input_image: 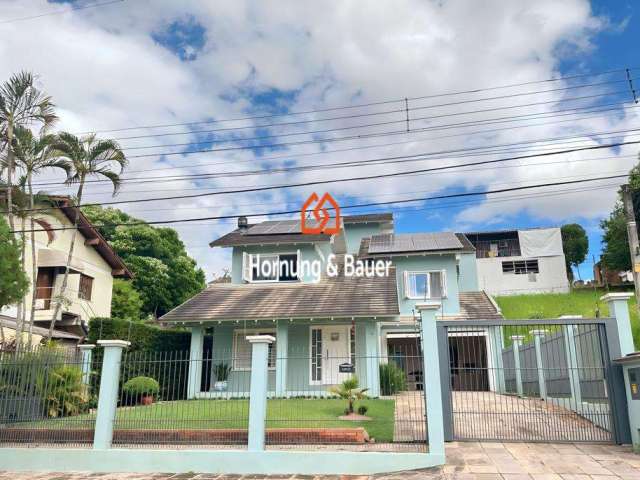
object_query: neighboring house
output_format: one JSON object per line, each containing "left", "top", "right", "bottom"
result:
{"left": 464, "top": 227, "right": 570, "bottom": 296}
{"left": 0, "top": 314, "right": 81, "bottom": 350}
{"left": 159, "top": 213, "right": 502, "bottom": 398}
{"left": 593, "top": 261, "right": 633, "bottom": 287}
{"left": 1, "top": 195, "right": 132, "bottom": 339}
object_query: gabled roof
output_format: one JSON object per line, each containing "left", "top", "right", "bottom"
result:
{"left": 160, "top": 258, "right": 399, "bottom": 322}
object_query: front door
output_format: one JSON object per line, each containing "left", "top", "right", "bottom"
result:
{"left": 310, "top": 325, "right": 351, "bottom": 385}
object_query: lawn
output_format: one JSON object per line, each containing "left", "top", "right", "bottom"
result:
{"left": 20, "top": 398, "right": 396, "bottom": 443}
{"left": 495, "top": 288, "right": 639, "bottom": 348}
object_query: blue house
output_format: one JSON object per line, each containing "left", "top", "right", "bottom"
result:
{"left": 159, "top": 213, "right": 501, "bottom": 398}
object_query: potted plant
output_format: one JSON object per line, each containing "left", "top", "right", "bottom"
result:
{"left": 213, "top": 363, "right": 231, "bottom": 392}
{"left": 123, "top": 376, "right": 160, "bottom": 405}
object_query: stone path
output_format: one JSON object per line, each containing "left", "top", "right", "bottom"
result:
{"left": 1, "top": 442, "right": 638, "bottom": 479}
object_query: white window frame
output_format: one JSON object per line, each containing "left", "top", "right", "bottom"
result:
{"left": 501, "top": 259, "right": 539, "bottom": 275}
{"left": 231, "top": 328, "right": 277, "bottom": 371}
{"left": 403, "top": 270, "right": 448, "bottom": 300}
{"left": 241, "top": 251, "right": 300, "bottom": 283}
{"left": 308, "top": 325, "right": 353, "bottom": 386}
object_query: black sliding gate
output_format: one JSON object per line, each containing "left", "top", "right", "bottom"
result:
{"left": 437, "top": 318, "right": 629, "bottom": 443}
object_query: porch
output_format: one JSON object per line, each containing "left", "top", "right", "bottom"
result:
{"left": 185, "top": 319, "right": 382, "bottom": 399}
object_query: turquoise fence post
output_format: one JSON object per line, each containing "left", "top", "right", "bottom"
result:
{"left": 247, "top": 335, "right": 275, "bottom": 452}
{"left": 511, "top": 335, "right": 525, "bottom": 397}
{"left": 416, "top": 303, "right": 445, "bottom": 458}
{"left": 530, "top": 330, "right": 548, "bottom": 400}
{"left": 364, "top": 321, "right": 380, "bottom": 397}
{"left": 78, "top": 344, "right": 95, "bottom": 387}
{"left": 187, "top": 325, "right": 204, "bottom": 399}
{"left": 93, "top": 340, "right": 130, "bottom": 450}
{"left": 563, "top": 324, "right": 583, "bottom": 411}
{"left": 602, "top": 292, "right": 635, "bottom": 355}
{"left": 489, "top": 326, "right": 506, "bottom": 393}
{"left": 275, "top": 321, "right": 288, "bottom": 397}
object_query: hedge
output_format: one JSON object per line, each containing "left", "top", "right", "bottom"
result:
{"left": 87, "top": 318, "right": 191, "bottom": 352}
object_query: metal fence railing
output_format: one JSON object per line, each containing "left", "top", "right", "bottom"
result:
{"left": 0, "top": 345, "right": 102, "bottom": 447}
{"left": 442, "top": 320, "right": 613, "bottom": 443}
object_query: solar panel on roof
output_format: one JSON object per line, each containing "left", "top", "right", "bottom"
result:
{"left": 368, "top": 232, "right": 463, "bottom": 253}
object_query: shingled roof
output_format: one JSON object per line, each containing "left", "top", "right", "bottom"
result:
{"left": 458, "top": 292, "right": 503, "bottom": 320}
{"left": 160, "top": 263, "right": 399, "bottom": 322}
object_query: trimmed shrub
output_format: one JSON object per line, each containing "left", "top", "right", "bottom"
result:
{"left": 357, "top": 405, "right": 368, "bottom": 415}
{"left": 88, "top": 318, "right": 191, "bottom": 352}
{"left": 379, "top": 362, "right": 407, "bottom": 395}
{"left": 123, "top": 376, "right": 160, "bottom": 397}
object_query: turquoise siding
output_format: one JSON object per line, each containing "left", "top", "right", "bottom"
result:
{"left": 231, "top": 244, "right": 326, "bottom": 284}
{"left": 344, "top": 224, "right": 385, "bottom": 254}
{"left": 200, "top": 319, "right": 377, "bottom": 394}
{"left": 457, "top": 252, "right": 479, "bottom": 292}
{"left": 393, "top": 255, "right": 460, "bottom": 316}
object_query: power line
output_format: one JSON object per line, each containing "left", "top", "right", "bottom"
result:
{"left": 0, "top": 0, "right": 125, "bottom": 25}
{"left": 8, "top": 174, "right": 629, "bottom": 234}
{"left": 80, "top": 66, "right": 639, "bottom": 134}
{"left": 9, "top": 138, "right": 640, "bottom": 215}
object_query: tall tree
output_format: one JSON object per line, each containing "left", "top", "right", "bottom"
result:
{"left": 561, "top": 223, "right": 588, "bottom": 281}
{"left": 8, "top": 127, "right": 69, "bottom": 344}
{"left": 0, "top": 72, "right": 57, "bottom": 233}
{"left": 601, "top": 203, "right": 631, "bottom": 272}
{"left": 48, "top": 132, "right": 127, "bottom": 338}
{"left": 0, "top": 215, "right": 29, "bottom": 345}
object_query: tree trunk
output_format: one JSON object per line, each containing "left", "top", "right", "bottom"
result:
{"left": 27, "top": 174, "right": 37, "bottom": 348}
{"left": 1, "top": 122, "right": 15, "bottom": 347}
{"left": 15, "top": 216, "right": 26, "bottom": 351}
{"left": 48, "top": 177, "right": 85, "bottom": 340}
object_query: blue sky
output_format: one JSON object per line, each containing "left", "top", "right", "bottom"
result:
{"left": 4, "top": 1, "right": 640, "bottom": 279}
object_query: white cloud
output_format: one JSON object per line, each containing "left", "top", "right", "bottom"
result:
{"left": 1, "top": 0, "right": 635, "bottom": 279}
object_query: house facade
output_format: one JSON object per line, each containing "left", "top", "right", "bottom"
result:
{"left": 160, "top": 213, "right": 503, "bottom": 398}
{"left": 464, "top": 227, "right": 570, "bottom": 296}
{"left": 1, "top": 196, "right": 132, "bottom": 339}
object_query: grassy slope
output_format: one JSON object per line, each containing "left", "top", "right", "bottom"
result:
{"left": 24, "top": 398, "right": 396, "bottom": 442}
{"left": 495, "top": 288, "right": 639, "bottom": 348}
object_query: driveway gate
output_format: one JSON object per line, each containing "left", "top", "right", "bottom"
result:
{"left": 437, "top": 318, "right": 628, "bottom": 443}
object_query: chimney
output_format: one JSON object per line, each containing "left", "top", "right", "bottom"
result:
{"left": 238, "top": 216, "right": 248, "bottom": 233}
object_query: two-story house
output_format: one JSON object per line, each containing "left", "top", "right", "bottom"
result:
{"left": 1, "top": 195, "right": 132, "bottom": 340}
{"left": 160, "top": 213, "right": 503, "bottom": 398}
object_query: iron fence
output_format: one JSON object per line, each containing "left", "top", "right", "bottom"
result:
{"left": 0, "top": 345, "right": 102, "bottom": 447}
{"left": 441, "top": 320, "right": 614, "bottom": 443}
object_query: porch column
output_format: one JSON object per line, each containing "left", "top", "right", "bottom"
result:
{"left": 602, "top": 292, "right": 635, "bottom": 356}
{"left": 563, "top": 324, "right": 583, "bottom": 411}
{"left": 511, "top": 335, "right": 525, "bottom": 397}
{"left": 364, "top": 321, "right": 380, "bottom": 397}
{"left": 247, "top": 335, "right": 275, "bottom": 452}
{"left": 187, "top": 325, "right": 204, "bottom": 399}
{"left": 488, "top": 326, "right": 505, "bottom": 393}
{"left": 275, "top": 321, "right": 288, "bottom": 397}
{"left": 416, "top": 303, "right": 445, "bottom": 458}
{"left": 530, "top": 330, "right": 548, "bottom": 400}
{"left": 78, "top": 344, "right": 95, "bottom": 387}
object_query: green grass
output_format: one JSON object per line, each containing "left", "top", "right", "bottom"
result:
{"left": 22, "top": 398, "right": 396, "bottom": 442}
{"left": 495, "top": 288, "right": 640, "bottom": 347}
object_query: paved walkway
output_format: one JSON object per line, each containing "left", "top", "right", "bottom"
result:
{"left": 1, "top": 442, "right": 638, "bottom": 479}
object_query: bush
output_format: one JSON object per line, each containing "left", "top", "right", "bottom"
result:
{"left": 213, "top": 363, "right": 230, "bottom": 381}
{"left": 379, "top": 362, "right": 407, "bottom": 395}
{"left": 357, "top": 405, "right": 368, "bottom": 415}
{"left": 123, "top": 376, "right": 160, "bottom": 397}
{"left": 36, "top": 365, "right": 89, "bottom": 418}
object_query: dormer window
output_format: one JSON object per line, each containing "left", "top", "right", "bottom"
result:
{"left": 242, "top": 252, "right": 299, "bottom": 283}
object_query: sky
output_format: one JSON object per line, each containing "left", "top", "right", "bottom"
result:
{"left": 1, "top": 0, "right": 639, "bottom": 281}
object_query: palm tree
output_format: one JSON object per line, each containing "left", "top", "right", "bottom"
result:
{"left": 48, "top": 132, "right": 127, "bottom": 338}
{"left": 8, "top": 127, "right": 69, "bottom": 346}
{"left": 0, "top": 72, "right": 57, "bottom": 232}
{"left": 328, "top": 376, "right": 368, "bottom": 415}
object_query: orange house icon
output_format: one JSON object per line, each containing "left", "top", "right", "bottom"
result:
{"left": 301, "top": 192, "right": 341, "bottom": 235}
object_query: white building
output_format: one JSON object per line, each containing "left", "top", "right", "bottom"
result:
{"left": 464, "top": 227, "right": 570, "bottom": 296}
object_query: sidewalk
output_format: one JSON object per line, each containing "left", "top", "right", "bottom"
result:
{"left": 0, "top": 442, "right": 638, "bottom": 479}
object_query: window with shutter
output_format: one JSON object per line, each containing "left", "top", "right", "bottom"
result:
{"left": 78, "top": 274, "right": 93, "bottom": 301}
{"left": 232, "top": 330, "right": 276, "bottom": 370}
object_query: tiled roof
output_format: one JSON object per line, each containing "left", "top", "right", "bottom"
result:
{"left": 0, "top": 315, "right": 81, "bottom": 340}
{"left": 343, "top": 213, "right": 393, "bottom": 224}
{"left": 458, "top": 292, "right": 503, "bottom": 320}
{"left": 210, "top": 228, "right": 330, "bottom": 247}
{"left": 160, "top": 262, "right": 399, "bottom": 322}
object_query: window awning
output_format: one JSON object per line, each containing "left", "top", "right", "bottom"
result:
{"left": 37, "top": 249, "right": 84, "bottom": 273}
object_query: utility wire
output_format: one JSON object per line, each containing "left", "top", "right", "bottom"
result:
{"left": 7, "top": 174, "right": 630, "bottom": 234}
{"left": 80, "top": 66, "right": 639, "bottom": 134}
{"left": 0, "top": 0, "right": 125, "bottom": 25}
